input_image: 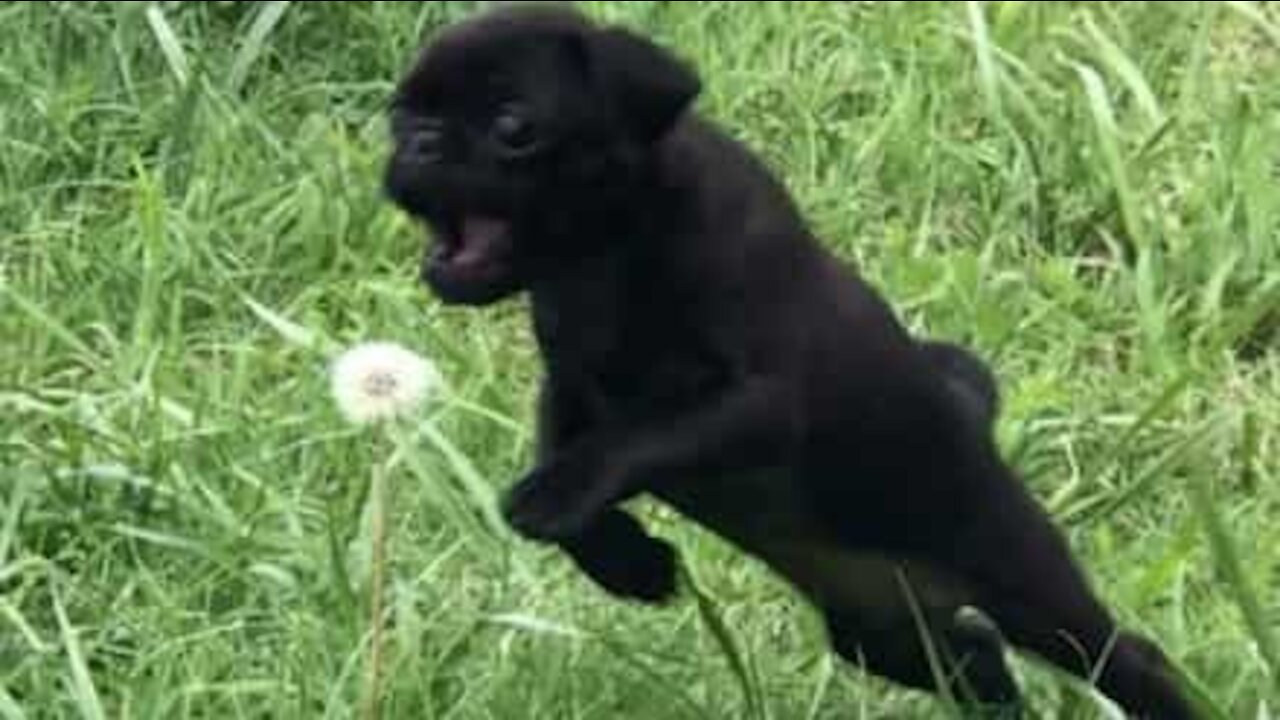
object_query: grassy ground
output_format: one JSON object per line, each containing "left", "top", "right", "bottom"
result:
{"left": 2, "top": 2, "right": 1278, "bottom": 718}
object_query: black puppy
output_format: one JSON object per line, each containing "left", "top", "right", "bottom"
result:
{"left": 383, "top": 5, "right": 1196, "bottom": 718}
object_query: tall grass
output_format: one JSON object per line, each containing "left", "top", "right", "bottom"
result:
{"left": 2, "top": 2, "right": 1277, "bottom": 717}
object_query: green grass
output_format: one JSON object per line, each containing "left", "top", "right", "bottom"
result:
{"left": 2, "top": 1, "right": 1278, "bottom": 717}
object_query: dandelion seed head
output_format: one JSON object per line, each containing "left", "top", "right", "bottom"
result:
{"left": 330, "top": 341, "right": 440, "bottom": 425}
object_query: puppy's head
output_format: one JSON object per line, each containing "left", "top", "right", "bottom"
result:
{"left": 384, "top": 4, "right": 700, "bottom": 306}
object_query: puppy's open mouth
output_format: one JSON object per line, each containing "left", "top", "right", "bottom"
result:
{"left": 422, "top": 216, "right": 520, "bottom": 304}
{"left": 431, "top": 217, "right": 510, "bottom": 269}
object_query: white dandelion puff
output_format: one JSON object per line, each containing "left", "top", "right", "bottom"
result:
{"left": 330, "top": 341, "right": 441, "bottom": 425}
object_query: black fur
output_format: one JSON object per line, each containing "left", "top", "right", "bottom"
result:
{"left": 383, "top": 6, "right": 1197, "bottom": 718}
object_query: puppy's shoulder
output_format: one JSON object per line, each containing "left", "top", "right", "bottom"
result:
{"left": 665, "top": 116, "right": 773, "bottom": 186}
{"left": 662, "top": 115, "right": 815, "bottom": 254}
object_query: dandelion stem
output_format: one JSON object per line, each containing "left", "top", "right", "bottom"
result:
{"left": 363, "top": 454, "right": 390, "bottom": 720}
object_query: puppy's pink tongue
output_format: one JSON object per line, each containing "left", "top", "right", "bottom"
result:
{"left": 454, "top": 217, "right": 509, "bottom": 266}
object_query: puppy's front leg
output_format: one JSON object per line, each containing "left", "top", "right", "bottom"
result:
{"left": 559, "top": 509, "right": 679, "bottom": 602}
{"left": 537, "top": 379, "right": 679, "bottom": 603}
{"left": 505, "top": 377, "right": 796, "bottom": 540}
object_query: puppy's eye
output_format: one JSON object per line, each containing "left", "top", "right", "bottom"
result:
{"left": 490, "top": 103, "right": 541, "bottom": 157}
{"left": 402, "top": 117, "right": 445, "bottom": 163}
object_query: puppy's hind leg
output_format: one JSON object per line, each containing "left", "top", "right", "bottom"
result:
{"left": 963, "top": 491, "right": 1197, "bottom": 718}
{"left": 824, "top": 601, "right": 1023, "bottom": 717}
{"left": 985, "top": 586, "right": 1195, "bottom": 719}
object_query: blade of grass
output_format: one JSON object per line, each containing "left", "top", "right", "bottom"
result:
{"left": 0, "top": 685, "right": 27, "bottom": 720}
{"left": 1081, "top": 14, "right": 1164, "bottom": 128}
{"left": 993, "top": 0, "right": 1028, "bottom": 35}
{"left": 1073, "top": 62, "right": 1146, "bottom": 251}
{"left": 0, "top": 279, "right": 101, "bottom": 367}
{"left": 0, "top": 468, "right": 31, "bottom": 568}
{"left": 129, "top": 161, "right": 167, "bottom": 372}
{"left": 51, "top": 585, "right": 106, "bottom": 720}
{"left": 415, "top": 423, "right": 507, "bottom": 541}
{"left": 486, "top": 613, "right": 711, "bottom": 719}
{"left": 144, "top": 4, "right": 190, "bottom": 87}
{"left": 1224, "top": 1, "right": 1280, "bottom": 48}
{"left": 1050, "top": 372, "right": 1194, "bottom": 516}
{"left": 1132, "top": 239, "right": 1169, "bottom": 370}
{"left": 108, "top": 523, "right": 210, "bottom": 558}
{"left": 680, "top": 559, "right": 769, "bottom": 720}
{"left": 1162, "top": 661, "right": 1235, "bottom": 720}
{"left": 1, "top": 598, "right": 51, "bottom": 654}
{"left": 442, "top": 397, "right": 528, "bottom": 438}
{"left": 1133, "top": 114, "right": 1176, "bottom": 163}
{"left": 1198, "top": 252, "right": 1242, "bottom": 330}
{"left": 229, "top": 1, "right": 292, "bottom": 93}
{"left": 392, "top": 429, "right": 503, "bottom": 559}
{"left": 109, "top": 13, "right": 140, "bottom": 105}
{"left": 1238, "top": 408, "right": 1258, "bottom": 492}
{"left": 1214, "top": 280, "right": 1280, "bottom": 358}
{"left": 965, "top": 1, "right": 1004, "bottom": 123}
{"left": 1186, "top": 436, "right": 1280, "bottom": 692}
{"left": 897, "top": 569, "right": 961, "bottom": 716}
{"left": 242, "top": 295, "right": 333, "bottom": 354}
{"left": 159, "top": 63, "right": 205, "bottom": 192}
{"left": 323, "top": 495, "right": 360, "bottom": 625}
{"left": 803, "top": 654, "right": 835, "bottom": 720}
{"left": 593, "top": 634, "right": 716, "bottom": 720}
{"left": 486, "top": 613, "right": 587, "bottom": 640}
{"left": 1065, "top": 416, "right": 1218, "bottom": 528}
{"left": 1073, "top": 59, "right": 1167, "bottom": 366}
{"left": 1099, "top": 371, "right": 1195, "bottom": 472}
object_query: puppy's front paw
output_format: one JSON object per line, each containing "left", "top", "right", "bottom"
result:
{"left": 502, "top": 454, "right": 614, "bottom": 541}
{"left": 502, "top": 474, "right": 565, "bottom": 540}
{"left": 590, "top": 537, "right": 678, "bottom": 603}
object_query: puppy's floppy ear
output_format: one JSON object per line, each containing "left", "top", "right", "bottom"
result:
{"left": 581, "top": 26, "right": 701, "bottom": 141}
